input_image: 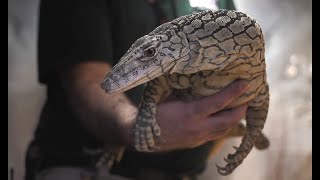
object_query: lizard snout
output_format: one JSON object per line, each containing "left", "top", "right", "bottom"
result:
{"left": 100, "top": 72, "right": 116, "bottom": 93}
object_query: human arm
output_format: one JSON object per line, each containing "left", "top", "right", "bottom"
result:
{"left": 59, "top": 61, "right": 137, "bottom": 146}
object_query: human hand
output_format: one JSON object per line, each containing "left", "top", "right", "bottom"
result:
{"left": 151, "top": 80, "right": 250, "bottom": 152}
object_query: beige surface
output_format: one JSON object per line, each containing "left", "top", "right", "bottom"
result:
{"left": 8, "top": 0, "right": 311, "bottom": 180}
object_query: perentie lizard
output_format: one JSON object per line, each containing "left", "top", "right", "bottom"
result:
{"left": 101, "top": 9, "right": 270, "bottom": 175}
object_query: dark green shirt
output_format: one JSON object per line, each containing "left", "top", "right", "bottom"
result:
{"left": 27, "top": 0, "right": 235, "bottom": 179}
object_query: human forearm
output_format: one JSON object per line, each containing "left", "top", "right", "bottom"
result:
{"left": 60, "top": 61, "right": 137, "bottom": 146}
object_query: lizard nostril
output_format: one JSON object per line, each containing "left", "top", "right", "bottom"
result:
{"left": 100, "top": 80, "right": 109, "bottom": 91}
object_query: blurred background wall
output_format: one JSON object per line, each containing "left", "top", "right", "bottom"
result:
{"left": 8, "top": 0, "right": 311, "bottom": 180}
{"left": 8, "top": 0, "right": 44, "bottom": 180}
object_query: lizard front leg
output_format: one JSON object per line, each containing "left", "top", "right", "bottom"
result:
{"left": 217, "top": 84, "right": 270, "bottom": 175}
{"left": 134, "top": 76, "right": 172, "bottom": 152}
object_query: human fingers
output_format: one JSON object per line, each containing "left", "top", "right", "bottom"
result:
{"left": 206, "top": 128, "right": 232, "bottom": 141}
{"left": 190, "top": 80, "right": 250, "bottom": 118}
{"left": 202, "top": 104, "right": 248, "bottom": 135}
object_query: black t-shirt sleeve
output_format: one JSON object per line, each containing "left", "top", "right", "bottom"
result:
{"left": 37, "top": 0, "right": 114, "bottom": 84}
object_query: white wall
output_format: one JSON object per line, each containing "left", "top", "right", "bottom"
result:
{"left": 8, "top": 0, "right": 45, "bottom": 180}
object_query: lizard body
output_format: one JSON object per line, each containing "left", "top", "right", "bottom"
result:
{"left": 101, "top": 9, "right": 269, "bottom": 175}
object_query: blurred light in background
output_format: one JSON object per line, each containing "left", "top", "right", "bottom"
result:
{"left": 189, "top": 0, "right": 218, "bottom": 10}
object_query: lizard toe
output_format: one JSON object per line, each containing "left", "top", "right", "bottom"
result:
{"left": 151, "top": 121, "right": 161, "bottom": 137}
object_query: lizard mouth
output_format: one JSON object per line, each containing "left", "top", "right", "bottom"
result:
{"left": 101, "top": 71, "right": 161, "bottom": 94}
{"left": 101, "top": 61, "right": 174, "bottom": 94}
{"left": 101, "top": 74, "right": 149, "bottom": 94}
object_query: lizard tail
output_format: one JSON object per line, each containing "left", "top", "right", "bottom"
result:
{"left": 216, "top": 99, "right": 269, "bottom": 175}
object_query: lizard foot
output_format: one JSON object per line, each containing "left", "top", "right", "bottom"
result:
{"left": 229, "top": 123, "right": 269, "bottom": 150}
{"left": 215, "top": 150, "right": 246, "bottom": 175}
{"left": 216, "top": 134, "right": 256, "bottom": 175}
{"left": 134, "top": 117, "right": 162, "bottom": 152}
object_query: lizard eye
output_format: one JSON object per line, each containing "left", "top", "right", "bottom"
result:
{"left": 144, "top": 48, "right": 156, "bottom": 57}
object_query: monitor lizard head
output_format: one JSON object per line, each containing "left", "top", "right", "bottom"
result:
{"left": 101, "top": 26, "right": 190, "bottom": 93}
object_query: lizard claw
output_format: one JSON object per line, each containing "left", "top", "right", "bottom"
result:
{"left": 224, "top": 157, "right": 232, "bottom": 164}
{"left": 233, "top": 146, "right": 239, "bottom": 150}
{"left": 216, "top": 163, "right": 233, "bottom": 176}
{"left": 227, "top": 153, "right": 234, "bottom": 159}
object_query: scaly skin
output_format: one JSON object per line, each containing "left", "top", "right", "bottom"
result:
{"left": 101, "top": 9, "right": 270, "bottom": 175}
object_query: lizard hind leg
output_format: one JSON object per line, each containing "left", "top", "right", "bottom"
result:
{"left": 229, "top": 122, "right": 270, "bottom": 150}
{"left": 216, "top": 97, "right": 269, "bottom": 175}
